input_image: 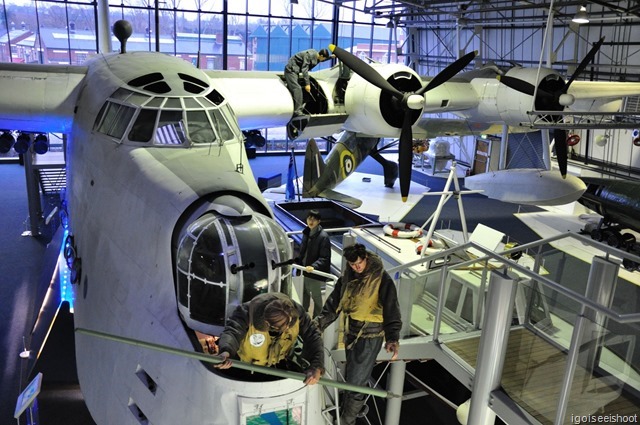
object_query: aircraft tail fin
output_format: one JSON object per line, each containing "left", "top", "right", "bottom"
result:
{"left": 303, "top": 138, "right": 326, "bottom": 197}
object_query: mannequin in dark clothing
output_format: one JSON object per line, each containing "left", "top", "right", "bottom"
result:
{"left": 284, "top": 48, "right": 332, "bottom": 116}
{"left": 298, "top": 209, "right": 331, "bottom": 315}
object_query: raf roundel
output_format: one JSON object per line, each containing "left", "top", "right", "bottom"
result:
{"left": 342, "top": 155, "right": 354, "bottom": 175}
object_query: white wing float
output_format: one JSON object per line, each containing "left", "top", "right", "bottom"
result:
{"left": 464, "top": 169, "right": 587, "bottom": 206}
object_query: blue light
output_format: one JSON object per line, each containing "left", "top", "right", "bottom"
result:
{"left": 58, "top": 228, "right": 75, "bottom": 312}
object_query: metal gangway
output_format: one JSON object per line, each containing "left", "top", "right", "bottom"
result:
{"left": 316, "top": 229, "right": 640, "bottom": 425}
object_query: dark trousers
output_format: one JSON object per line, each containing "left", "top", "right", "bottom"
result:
{"left": 341, "top": 335, "right": 383, "bottom": 425}
{"left": 302, "top": 276, "right": 323, "bottom": 315}
{"left": 284, "top": 69, "right": 304, "bottom": 115}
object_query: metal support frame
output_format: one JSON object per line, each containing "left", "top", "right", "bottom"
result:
{"left": 419, "top": 162, "right": 478, "bottom": 254}
{"left": 554, "top": 255, "right": 619, "bottom": 424}
{"left": 384, "top": 361, "right": 406, "bottom": 425}
{"left": 96, "top": 0, "right": 111, "bottom": 53}
{"left": 466, "top": 269, "right": 518, "bottom": 425}
{"left": 23, "top": 139, "right": 43, "bottom": 236}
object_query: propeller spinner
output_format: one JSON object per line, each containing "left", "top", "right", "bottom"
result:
{"left": 498, "top": 37, "right": 605, "bottom": 178}
{"left": 329, "top": 44, "right": 477, "bottom": 201}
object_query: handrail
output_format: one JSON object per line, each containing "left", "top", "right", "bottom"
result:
{"left": 286, "top": 223, "right": 383, "bottom": 236}
{"left": 75, "top": 327, "right": 399, "bottom": 399}
{"left": 290, "top": 264, "right": 338, "bottom": 283}
{"left": 387, "top": 231, "right": 640, "bottom": 324}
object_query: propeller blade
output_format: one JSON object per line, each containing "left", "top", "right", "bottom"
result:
{"left": 554, "top": 128, "right": 568, "bottom": 178}
{"left": 565, "top": 36, "right": 605, "bottom": 90}
{"left": 498, "top": 75, "right": 537, "bottom": 96}
{"left": 329, "top": 44, "right": 404, "bottom": 100}
{"left": 398, "top": 112, "right": 414, "bottom": 202}
{"left": 417, "top": 50, "right": 478, "bottom": 95}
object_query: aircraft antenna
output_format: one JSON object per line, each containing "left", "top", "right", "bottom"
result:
{"left": 112, "top": 20, "right": 133, "bottom": 54}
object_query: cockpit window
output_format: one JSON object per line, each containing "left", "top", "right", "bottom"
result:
{"left": 183, "top": 98, "right": 200, "bottom": 109}
{"left": 95, "top": 102, "right": 136, "bottom": 139}
{"left": 186, "top": 110, "right": 216, "bottom": 144}
{"left": 164, "top": 98, "right": 182, "bottom": 109}
{"left": 94, "top": 87, "right": 240, "bottom": 147}
{"left": 146, "top": 97, "right": 165, "bottom": 108}
{"left": 210, "top": 107, "right": 236, "bottom": 142}
{"left": 128, "top": 109, "right": 157, "bottom": 143}
{"left": 110, "top": 88, "right": 134, "bottom": 102}
{"left": 127, "top": 92, "right": 151, "bottom": 107}
{"left": 156, "top": 110, "right": 187, "bottom": 145}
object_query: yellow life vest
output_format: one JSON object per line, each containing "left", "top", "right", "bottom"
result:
{"left": 237, "top": 312, "right": 300, "bottom": 366}
{"left": 338, "top": 272, "right": 384, "bottom": 324}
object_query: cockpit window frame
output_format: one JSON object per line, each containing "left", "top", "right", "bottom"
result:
{"left": 93, "top": 87, "right": 241, "bottom": 148}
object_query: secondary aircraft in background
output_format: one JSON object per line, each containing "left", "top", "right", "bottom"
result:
{"left": 293, "top": 38, "right": 640, "bottom": 207}
{"left": 217, "top": 45, "right": 478, "bottom": 202}
{"left": 463, "top": 169, "right": 587, "bottom": 206}
{"left": 302, "top": 136, "right": 398, "bottom": 208}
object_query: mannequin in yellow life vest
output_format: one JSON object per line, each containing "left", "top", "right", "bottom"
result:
{"left": 314, "top": 243, "right": 402, "bottom": 425}
{"left": 215, "top": 292, "right": 324, "bottom": 385}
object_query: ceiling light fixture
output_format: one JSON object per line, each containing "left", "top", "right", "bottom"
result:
{"left": 572, "top": 6, "right": 590, "bottom": 24}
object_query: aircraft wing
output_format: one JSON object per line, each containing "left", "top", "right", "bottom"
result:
{"left": 203, "top": 70, "right": 293, "bottom": 130}
{"left": 412, "top": 117, "right": 509, "bottom": 139}
{"left": 0, "top": 63, "right": 87, "bottom": 133}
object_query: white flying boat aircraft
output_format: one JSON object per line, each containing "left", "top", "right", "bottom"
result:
{"left": 3, "top": 20, "right": 640, "bottom": 425}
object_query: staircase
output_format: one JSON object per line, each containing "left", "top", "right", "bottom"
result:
{"left": 37, "top": 166, "right": 66, "bottom": 195}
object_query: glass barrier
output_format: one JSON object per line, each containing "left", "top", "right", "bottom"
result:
{"left": 381, "top": 230, "right": 640, "bottom": 425}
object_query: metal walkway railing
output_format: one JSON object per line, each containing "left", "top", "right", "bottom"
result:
{"left": 373, "top": 230, "right": 640, "bottom": 425}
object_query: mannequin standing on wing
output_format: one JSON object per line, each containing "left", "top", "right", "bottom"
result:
{"left": 297, "top": 209, "right": 331, "bottom": 315}
{"left": 284, "top": 48, "right": 332, "bottom": 117}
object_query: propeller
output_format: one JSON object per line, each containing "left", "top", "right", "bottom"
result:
{"left": 499, "top": 37, "right": 605, "bottom": 178}
{"left": 329, "top": 44, "right": 477, "bottom": 201}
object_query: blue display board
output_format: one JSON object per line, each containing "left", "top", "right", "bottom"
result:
{"left": 14, "top": 372, "right": 43, "bottom": 419}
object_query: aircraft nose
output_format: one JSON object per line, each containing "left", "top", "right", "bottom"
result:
{"left": 175, "top": 208, "right": 292, "bottom": 335}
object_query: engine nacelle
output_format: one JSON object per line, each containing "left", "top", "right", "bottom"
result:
{"left": 343, "top": 63, "right": 423, "bottom": 137}
{"left": 495, "top": 67, "right": 564, "bottom": 127}
{"left": 461, "top": 67, "right": 566, "bottom": 129}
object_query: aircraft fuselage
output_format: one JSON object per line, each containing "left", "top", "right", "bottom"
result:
{"left": 66, "top": 51, "right": 323, "bottom": 424}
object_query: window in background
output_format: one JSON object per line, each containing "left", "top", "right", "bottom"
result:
{"left": 0, "top": 0, "right": 400, "bottom": 156}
